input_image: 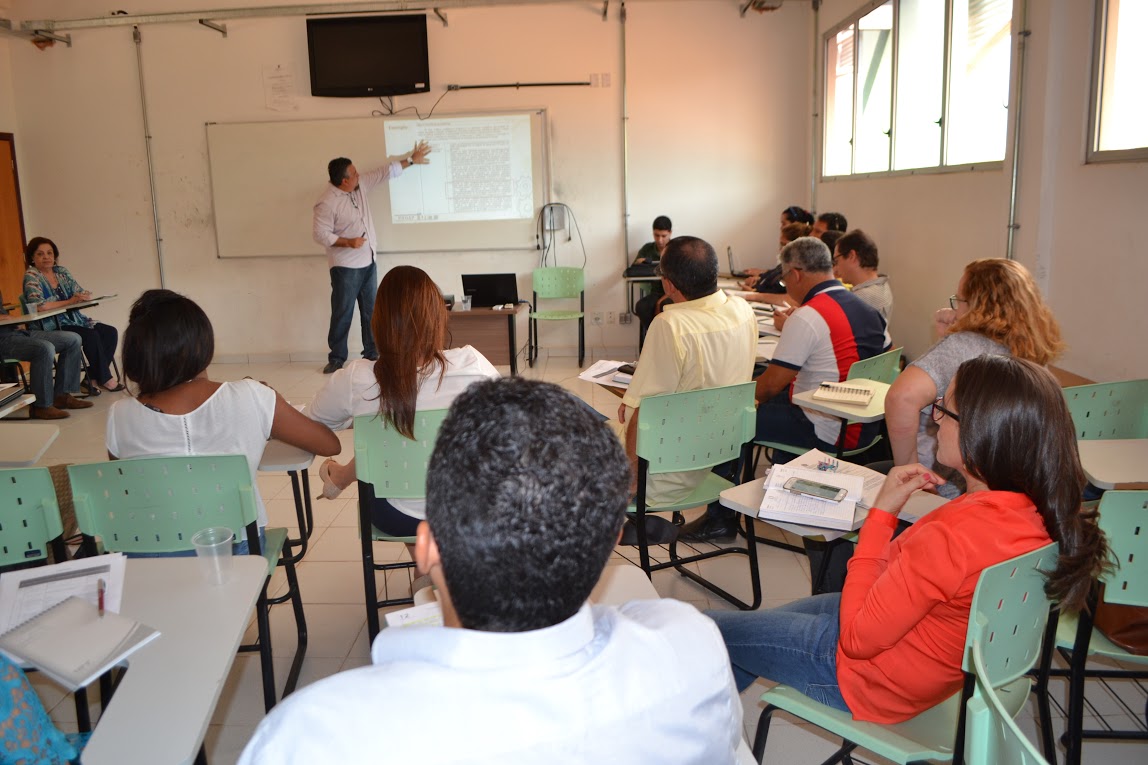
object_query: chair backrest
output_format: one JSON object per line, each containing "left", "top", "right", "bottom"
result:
{"left": 847, "top": 346, "right": 902, "bottom": 385}
{"left": 964, "top": 639, "right": 1050, "bottom": 765}
{"left": 963, "top": 542, "right": 1058, "bottom": 684}
{"left": 1096, "top": 490, "right": 1148, "bottom": 608}
{"left": 68, "top": 455, "right": 258, "bottom": 554}
{"left": 353, "top": 409, "right": 449, "bottom": 498}
{"left": 0, "top": 468, "right": 64, "bottom": 567}
{"left": 636, "top": 382, "right": 757, "bottom": 474}
{"left": 532, "top": 267, "right": 584, "bottom": 299}
{"left": 1062, "top": 379, "right": 1148, "bottom": 440}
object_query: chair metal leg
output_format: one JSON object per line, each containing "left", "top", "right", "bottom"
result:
{"left": 359, "top": 494, "right": 382, "bottom": 642}
{"left": 255, "top": 587, "right": 277, "bottom": 712}
{"left": 752, "top": 704, "right": 776, "bottom": 762}
{"left": 279, "top": 554, "right": 308, "bottom": 700}
{"left": 1033, "top": 610, "right": 1061, "bottom": 765}
{"left": 74, "top": 686, "right": 92, "bottom": 733}
{"left": 195, "top": 744, "right": 209, "bottom": 765}
{"left": 578, "top": 316, "right": 584, "bottom": 367}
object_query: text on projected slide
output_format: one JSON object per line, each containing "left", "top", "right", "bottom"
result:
{"left": 384, "top": 114, "right": 534, "bottom": 224}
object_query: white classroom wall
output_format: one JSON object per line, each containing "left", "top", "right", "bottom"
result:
{"left": 3, "top": 0, "right": 812, "bottom": 361}
{"left": 817, "top": 0, "right": 1148, "bottom": 380}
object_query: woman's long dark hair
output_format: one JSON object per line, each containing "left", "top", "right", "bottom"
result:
{"left": 370, "top": 266, "right": 447, "bottom": 439}
{"left": 953, "top": 355, "right": 1110, "bottom": 612}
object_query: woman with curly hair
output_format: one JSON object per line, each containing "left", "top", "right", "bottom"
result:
{"left": 885, "top": 258, "right": 1064, "bottom": 497}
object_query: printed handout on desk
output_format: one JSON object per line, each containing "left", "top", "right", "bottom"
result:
{"left": 578, "top": 360, "right": 632, "bottom": 390}
{"left": 0, "top": 554, "right": 127, "bottom": 635}
{"left": 758, "top": 317, "right": 781, "bottom": 337}
{"left": 759, "top": 464, "right": 864, "bottom": 531}
{"left": 385, "top": 600, "right": 444, "bottom": 629}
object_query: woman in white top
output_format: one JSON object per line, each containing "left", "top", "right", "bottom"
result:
{"left": 309, "top": 265, "right": 499, "bottom": 536}
{"left": 106, "top": 290, "right": 341, "bottom": 545}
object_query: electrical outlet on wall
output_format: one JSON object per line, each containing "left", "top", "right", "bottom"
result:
{"left": 607, "top": 311, "right": 616, "bottom": 324}
{"left": 619, "top": 312, "right": 632, "bottom": 325}
{"left": 591, "top": 312, "right": 604, "bottom": 326}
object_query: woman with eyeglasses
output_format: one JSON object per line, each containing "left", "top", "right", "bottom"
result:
{"left": 708, "top": 354, "right": 1109, "bottom": 724}
{"left": 884, "top": 258, "right": 1063, "bottom": 498}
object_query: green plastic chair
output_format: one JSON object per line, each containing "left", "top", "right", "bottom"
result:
{"left": 631, "top": 382, "right": 762, "bottom": 610}
{"left": 354, "top": 409, "right": 448, "bottom": 641}
{"left": 751, "top": 542, "right": 1058, "bottom": 765}
{"left": 1034, "top": 491, "right": 1148, "bottom": 765}
{"left": 1062, "top": 379, "right": 1148, "bottom": 440}
{"left": 528, "top": 267, "right": 585, "bottom": 368}
{"left": 966, "top": 639, "right": 1050, "bottom": 765}
{"left": 0, "top": 467, "right": 66, "bottom": 568}
{"left": 67, "top": 455, "right": 306, "bottom": 713}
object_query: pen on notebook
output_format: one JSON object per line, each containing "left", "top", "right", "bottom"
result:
{"left": 593, "top": 365, "right": 621, "bottom": 378}
{"left": 98, "top": 578, "right": 105, "bottom": 618}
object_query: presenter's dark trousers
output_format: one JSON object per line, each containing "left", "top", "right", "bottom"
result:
{"left": 328, "top": 262, "right": 378, "bottom": 366}
{"left": 62, "top": 322, "right": 118, "bottom": 386}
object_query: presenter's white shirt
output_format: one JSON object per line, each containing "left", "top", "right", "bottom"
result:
{"left": 312, "top": 161, "right": 403, "bottom": 269}
{"left": 307, "top": 345, "right": 500, "bottom": 519}
{"left": 105, "top": 379, "right": 277, "bottom": 526}
{"left": 238, "top": 599, "right": 743, "bottom": 765}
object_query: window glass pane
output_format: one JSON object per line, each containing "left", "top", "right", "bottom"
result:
{"left": 945, "top": 0, "right": 1011, "bottom": 165}
{"left": 893, "top": 0, "right": 945, "bottom": 169}
{"left": 824, "top": 26, "right": 855, "bottom": 176}
{"left": 854, "top": 3, "right": 894, "bottom": 173}
{"left": 1097, "top": 0, "right": 1148, "bottom": 151}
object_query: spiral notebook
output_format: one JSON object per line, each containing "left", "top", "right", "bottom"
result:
{"left": 0, "top": 596, "right": 159, "bottom": 691}
{"left": 812, "top": 382, "right": 875, "bottom": 406}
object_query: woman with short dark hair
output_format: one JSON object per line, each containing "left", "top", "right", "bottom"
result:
{"left": 22, "top": 236, "right": 121, "bottom": 394}
{"left": 105, "top": 289, "right": 340, "bottom": 537}
{"left": 709, "top": 355, "right": 1109, "bottom": 724}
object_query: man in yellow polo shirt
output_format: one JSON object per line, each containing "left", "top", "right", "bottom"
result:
{"left": 616, "top": 236, "right": 757, "bottom": 543}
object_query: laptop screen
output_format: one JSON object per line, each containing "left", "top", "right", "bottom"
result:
{"left": 461, "top": 274, "right": 519, "bottom": 308}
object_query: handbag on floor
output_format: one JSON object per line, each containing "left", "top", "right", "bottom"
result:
{"left": 1093, "top": 584, "right": 1148, "bottom": 655}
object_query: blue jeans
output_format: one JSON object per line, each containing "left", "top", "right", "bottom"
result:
{"left": 706, "top": 592, "right": 851, "bottom": 712}
{"left": 0, "top": 329, "right": 82, "bottom": 407}
{"left": 328, "top": 263, "right": 378, "bottom": 365}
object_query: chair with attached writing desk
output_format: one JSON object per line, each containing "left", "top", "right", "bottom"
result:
{"left": 355, "top": 409, "right": 448, "bottom": 641}
{"left": 1032, "top": 490, "right": 1148, "bottom": 765}
{"left": 19, "top": 294, "right": 122, "bottom": 397}
{"left": 67, "top": 454, "right": 307, "bottom": 712}
{"left": 751, "top": 542, "right": 1058, "bottom": 765}
{"left": 0, "top": 466, "right": 100, "bottom": 731}
{"left": 631, "top": 383, "right": 763, "bottom": 610}
{"left": 1063, "top": 379, "right": 1148, "bottom": 441}
{"left": 528, "top": 267, "right": 585, "bottom": 368}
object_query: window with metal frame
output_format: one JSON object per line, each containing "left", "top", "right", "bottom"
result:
{"left": 1088, "top": 0, "right": 1148, "bottom": 163}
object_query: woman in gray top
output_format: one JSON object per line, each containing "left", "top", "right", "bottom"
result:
{"left": 884, "top": 259, "right": 1064, "bottom": 497}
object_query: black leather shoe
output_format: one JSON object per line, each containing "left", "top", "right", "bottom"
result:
{"left": 679, "top": 514, "right": 738, "bottom": 543}
{"left": 322, "top": 361, "right": 343, "bottom": 374}
{"left": 619, "top": 516, "right": 679, "bottom": 546}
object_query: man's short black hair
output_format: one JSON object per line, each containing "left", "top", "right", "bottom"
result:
{"left": 327, "top": 157, "right": 352, "bottom": 186}
{"left": 819, "top": 229, "right": 844, "bottom": 255}
{"left": 122, "top": 289, "right": 215, "bottom": 396}
{"left": 652, "top": 215, "right": 672, "bottom": 232}
{"left": 659, "top": 236, "right": 718, "bottom": 301}
{"left": 817, "top": 212, "right": 848, "bottom": 232}
{"left": 836, "top": 229, "right": 879, "bottom": 269}
{"left": 425, "top": 378, "right": 630, "bottom": 633}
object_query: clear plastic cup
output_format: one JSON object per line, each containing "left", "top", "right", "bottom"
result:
{"left": 192, "top": 527, "right": 235, "bottom": 585}
{"left": 459, "top": 295, "right": 473, "bottom": 311}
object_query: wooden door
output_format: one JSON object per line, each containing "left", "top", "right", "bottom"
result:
{"left": 0, "top": 134, "right": 27, "bottom": 309}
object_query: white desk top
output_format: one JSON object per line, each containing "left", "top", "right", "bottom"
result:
{"left": 0, "top": 423, "right": 59, "bottom": 466}
{"left": 258, "top": 438, "right": 314, "bottom": 472}
{"left": 792, "top": 381, "right": 891, "bottom": 424}
{"left": 0, "top": 307, "right": 67, "bottom": 327}
{"left": 1076, "top": 438, "right": 1148, "bottom": 490}
{"left": 720, "top": 476, "right": 946, "bottom": 542}
{"left": 0, "top": 394, "right": 34, "bottom": 419}
{"left": 83, "top": 556, "right": 266, "bottom": 765}
{"left": 756, "top": 337, "right": 778, "bottom": 362}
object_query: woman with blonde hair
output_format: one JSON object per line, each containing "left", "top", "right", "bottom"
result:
{"left": 885, "top": 258, "right": 1064, "bottom": 497}
{"left": 309, "top": 265, "right": 499, "bottom": 535}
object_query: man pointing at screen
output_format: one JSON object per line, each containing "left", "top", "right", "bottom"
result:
{"left": 313, "top": 140, "right": 432, "bottom": 374}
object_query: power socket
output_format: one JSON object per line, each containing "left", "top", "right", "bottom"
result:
{"left": 607, "top": 311, "right": 616, "bottom": 325}
{"left": 591, "top": 312, "right": 604, "bottom": 326}
{"left": 619, "top": 312, "right": 632, "bottom": 325}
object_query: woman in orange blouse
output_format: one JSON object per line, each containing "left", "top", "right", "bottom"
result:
{"left": 709, "top": 354, "right": 1109, "bottom": 723}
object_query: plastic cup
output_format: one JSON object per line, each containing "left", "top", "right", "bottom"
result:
{"left": 25, "top": 304, "right": 37, "bottom": 316}
{"left": 459, "top": 295, "right": 472, "bottom": 312}
{"left": 192, "top": 527, "right": 235, "bottom": 585}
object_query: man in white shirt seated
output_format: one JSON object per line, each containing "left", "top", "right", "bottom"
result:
{"left": 239, "top": 377, "right": 743, "bottom": 765}
{"left": 832, "top": 229, "right": 893, "bottom": 321}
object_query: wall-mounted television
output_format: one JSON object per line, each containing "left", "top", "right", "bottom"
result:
{"left": 306, "top": 15, "right": 430, "bottom": 98}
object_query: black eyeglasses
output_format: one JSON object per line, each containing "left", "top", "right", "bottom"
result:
{"left": 948, "top": 295, "right": 968, "bottom": 311}
{"left": 931, "top": 398, "right": 960, "bottom": 423}
{"left": 779, "top": 266, "right": 801, "bottom": 288}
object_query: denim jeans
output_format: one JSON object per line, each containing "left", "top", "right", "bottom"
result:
{"left": 706, "top": 592, "right": 851, "bottom": 712}
{"left": 0, "top": 329, "right": 82, "bottom": 407}
{"left": 756, "top": 390, "right": 880, "bottom": 457}
{"left": 328, "top": 263, "right": 378, "bottom": 365}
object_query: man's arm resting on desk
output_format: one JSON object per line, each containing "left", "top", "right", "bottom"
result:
{"left": 754, "top": 363, "right": 798, "bottom": 403}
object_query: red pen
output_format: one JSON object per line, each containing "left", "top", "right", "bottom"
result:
{"left": 98, "top": 578, "right": 106, "bottom": 618}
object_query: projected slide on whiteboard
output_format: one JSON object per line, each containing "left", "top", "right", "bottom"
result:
{"left": 384, "top": 114, "right": 534, "bottom": 224}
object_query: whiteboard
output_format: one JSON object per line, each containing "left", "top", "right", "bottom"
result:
{"left": 206, "top": 110, "right": 549, "bottom": 258}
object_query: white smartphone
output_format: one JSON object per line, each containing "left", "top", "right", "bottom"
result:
{"left": 783, "top": 477, "right": 848, "bottom": 503}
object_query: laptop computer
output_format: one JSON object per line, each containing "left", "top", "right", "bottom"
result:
{"left": 727, "top": 246, "right": 749, "bottom": 278}
{"left": 461, "top": 274, "right": 519, "bottom": 308}
{"left": 0, "top": 382, "right": 25, "bottom": 410}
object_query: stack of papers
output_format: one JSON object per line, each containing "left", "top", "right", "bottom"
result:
{"left": 759, "top": 464, "right": 864, "bottom": 531}
{"left": 578, "top": 360, "right": 634, "bottom": 389}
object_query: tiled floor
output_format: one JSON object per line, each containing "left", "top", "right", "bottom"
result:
{"left": 24, "top": 355, "right": 1148, "bottom": 764}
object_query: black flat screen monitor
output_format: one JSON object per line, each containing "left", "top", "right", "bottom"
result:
{"left": 462, "top": 274, "right": 519, "bottom": 308}
{"left": 307, "top": 15, "right": 430, "bottom": 98}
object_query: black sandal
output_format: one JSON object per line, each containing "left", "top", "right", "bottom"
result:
{"left": 80, "top": 378, "right": 102, "bottom": 397}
